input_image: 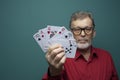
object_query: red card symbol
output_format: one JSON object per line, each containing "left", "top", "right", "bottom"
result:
{"left": 59, "top": 31, "right": 61, "bottom": 34}
{"left": 47, "top": 31, "right": 50, "bottom": 34}
{"left": 42, "top": 35, "right": 44, "bottom": 38}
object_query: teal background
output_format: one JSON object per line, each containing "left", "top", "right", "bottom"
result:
{"left": 0, "top": 0, "right": 120, "bottom": 80}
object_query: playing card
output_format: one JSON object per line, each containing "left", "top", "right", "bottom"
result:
{"left": 53, "top": 31, "right": 74, "bottom": 40}
{"left": 46, "top": 25, "right": 61, "bottom": 39}
{"left": 33, "top": 31, "right": 47, "bottom": 52}
{"left": 33, "top": 27, "right": 50, "bottom": 52}
{"left": 66, "top": 39, "right": 77, "bottom": 58}
{"left": 56, "top": 26, "right": 68, "bottom": 35}
{"left": 51, "top": 26, "right": 68, "bottom": 39}
{"left": 48, "top": 39, "right": 77, "bottom": 58}
{"left": 33, "top": 25, "right": 77, "bottom": 58}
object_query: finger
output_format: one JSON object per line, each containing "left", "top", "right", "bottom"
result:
{"left": 53, "top": 51, "right": 65, "bottom": 64}
{"left": 48, "top": 47, "right": 64, "bottom": 65}
{"left": 46, "top": 47, "right": 64, "bottom": 61}
{"left": 46, "top": 44, "right": 61, "bottom": 59}
{"left": 47, "top": 44, "right": 62, "bottom": 54}
{"left": 50, "top": 47, "right": 64, "bottom": 59}
{"left": 45, "top": 47, "right": 64, "bottom": 65}
{"left": 56, "top": 55, "right": 66, "bottom": 69}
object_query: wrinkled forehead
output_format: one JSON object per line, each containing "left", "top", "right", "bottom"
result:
{"left": 71, "top": 17, "right": 93, "bottom": 28}
{"left": 70, "top": 11, "right": 95, "bottom": 28}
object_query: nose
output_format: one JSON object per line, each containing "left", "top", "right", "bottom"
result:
{"left": 80, "top": 30, "right": 86, "bottom": 37}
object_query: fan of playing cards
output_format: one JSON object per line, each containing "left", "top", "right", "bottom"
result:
{"left": 33, "top": 25, "right": 77, "bottom": 58}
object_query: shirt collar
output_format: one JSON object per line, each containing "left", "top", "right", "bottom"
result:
{"left": 74, "top": 46, "right": 98, "bottom": 61}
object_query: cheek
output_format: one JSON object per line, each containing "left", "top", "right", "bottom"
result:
{"left": 88, "top": 36, "right": 93, "bottom": 41}
{"left": 73, "top": 35, "right": 79, "bottom": 40}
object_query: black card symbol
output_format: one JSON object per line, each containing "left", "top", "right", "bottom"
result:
{"left": 38, "top": 38, "right": 41, "bottom": 41}
{"left": 50, "top": 31, "right": 55, "bottom": 38}
{"left": 65, "top": 35, "right": 68, "bottom": 39}
{"left": 35, "top": 34, "right": 41, "bottom": 41}
{"left": 65, "top": 47, "right": 72, "bottom": 54}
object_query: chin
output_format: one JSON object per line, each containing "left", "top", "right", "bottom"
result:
{"left": 77, "top": 42, "right": 91, "bottom": 49}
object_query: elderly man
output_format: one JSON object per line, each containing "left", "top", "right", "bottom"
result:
{"left": 42, "top": 11, "right": 118, "bottom": 80}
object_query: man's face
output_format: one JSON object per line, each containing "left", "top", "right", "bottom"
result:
{"left": 71, "top": 17, "right": 96, "bottom": 49}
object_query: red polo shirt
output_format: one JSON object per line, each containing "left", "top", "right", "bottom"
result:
{"left": 42, "top": 46, "right": 119, "bottom": 80}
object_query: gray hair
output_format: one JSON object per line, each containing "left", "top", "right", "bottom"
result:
{"left": 69, "top": 11, "right": 95, "bottom": 28}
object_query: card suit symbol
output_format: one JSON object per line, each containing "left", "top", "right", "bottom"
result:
{"left": 38, "top": 38, "right": 41, "bottom": 41}
{"left": 65, "top": 48, "right": 68, "bottom": 52}
{"left": 47, "top": 31, "right": 50, "bottom": 34}
{"left": 65, "top": 51, "right": 67, "bottom": 53}
{"left": 70, "top": 44, "right": 72, "bottom": 47}
{"left": 69, "top": 51, "right": 71, "bottom": 54}
{"left": 65, "top": 35, "right": 68, "bottom": 38}
{"left": 65, "top": 48, "right": 71, "bottom": 54}
{"left": 50, "top": 31, "right": 55, "bottom": 38}
{"left": 42, "top": 35, "right": 44, "bottom": 38}
{"left": 66, "top": 48, "right": 68, "bottom": 50}
{"left": 59, "top": 31, "right": 61, "bottom": 34}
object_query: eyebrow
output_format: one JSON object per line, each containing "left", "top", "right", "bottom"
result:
{"left": 71, "top": 26, "right": 90, "bottom": 29}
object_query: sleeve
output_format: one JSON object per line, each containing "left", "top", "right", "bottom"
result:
{"left": 109, "top": 55, "right": 119, "bottom": 80}
{"left": 42, "top": 73, "right": 63, "bottom": 80}
{"left": 42, "top": 68, "right": 66, "bottom": 80}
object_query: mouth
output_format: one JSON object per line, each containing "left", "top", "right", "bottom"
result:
{"left": 77, "top": 39, "right": 88, "bottom": 44}
{"left": 79, "top": 41, "right": 86, "bottom": 43}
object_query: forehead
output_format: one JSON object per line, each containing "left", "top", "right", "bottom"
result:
{"left": 71, "top": 17, "right": 93, "bottom": 28}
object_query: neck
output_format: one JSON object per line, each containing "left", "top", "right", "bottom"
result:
{"left": 79, "top": 47, "right": 90, "bottom": 54}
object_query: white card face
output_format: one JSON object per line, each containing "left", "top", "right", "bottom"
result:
{"left": 66, "top": 39, "right": 77, "bottom": 58}
{"left": 48, "top": 39, "right": 77, "bottom": 58}
{"left": 33, "top": 25, "right": 77, "bottom": 58}
{"left": 38, "top": 29, "right": 48, "bottom": 52}
{"left": 33, "top": 31, "right": 45, "bottom": 52}
{"left": 51, "top": 26, "right": 68, "bottom": 39}
{"left": 53, "top": 31, "right": 74, "bottom": 40}
{"left": 46, "top": 25, "right": 61, "bottom": 39}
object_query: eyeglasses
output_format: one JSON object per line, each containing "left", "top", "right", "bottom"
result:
{"left": 71, "top": 27, "right": 94, "bottom": 35}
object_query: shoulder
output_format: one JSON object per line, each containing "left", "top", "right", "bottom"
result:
{"left": 93, "top": 47, "right": 112, "bottom": 59}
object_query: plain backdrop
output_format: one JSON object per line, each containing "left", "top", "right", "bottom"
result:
{"left": 0, "top": 0, "right": 120, "bottom": 80}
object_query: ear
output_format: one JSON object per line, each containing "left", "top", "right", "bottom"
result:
{"left": 92, "top": 30, "right": 96, "bottom": 38}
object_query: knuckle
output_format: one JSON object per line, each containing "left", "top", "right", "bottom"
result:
{"left": 52, "top": 50, "right": 57, "bottom": 54}
{"left": 56, "top": 54, "right": 61, "bottom": 59}
{"left": 60, "top": 60, "right": 64, "bottom": 65}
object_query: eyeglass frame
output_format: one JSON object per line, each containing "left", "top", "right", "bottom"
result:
{"left": 70, "top": 26, "right": 95, "bottom": 35}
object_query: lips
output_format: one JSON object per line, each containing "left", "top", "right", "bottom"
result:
{"left": 77, "top": 39, "right": 88, "bottom": 43}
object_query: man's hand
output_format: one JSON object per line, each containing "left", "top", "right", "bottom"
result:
{"left": 45, "top": 44, "right": 66, "bottom": 76}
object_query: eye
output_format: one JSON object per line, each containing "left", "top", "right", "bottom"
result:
{"left": 85, "top": 27, "right": 93, "bottom": 33}
{"left": 86, "top": 28, "right": 91, "bottom": 30}
{"left": 74, "top": 28, "right": 80, "bottom": 31}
